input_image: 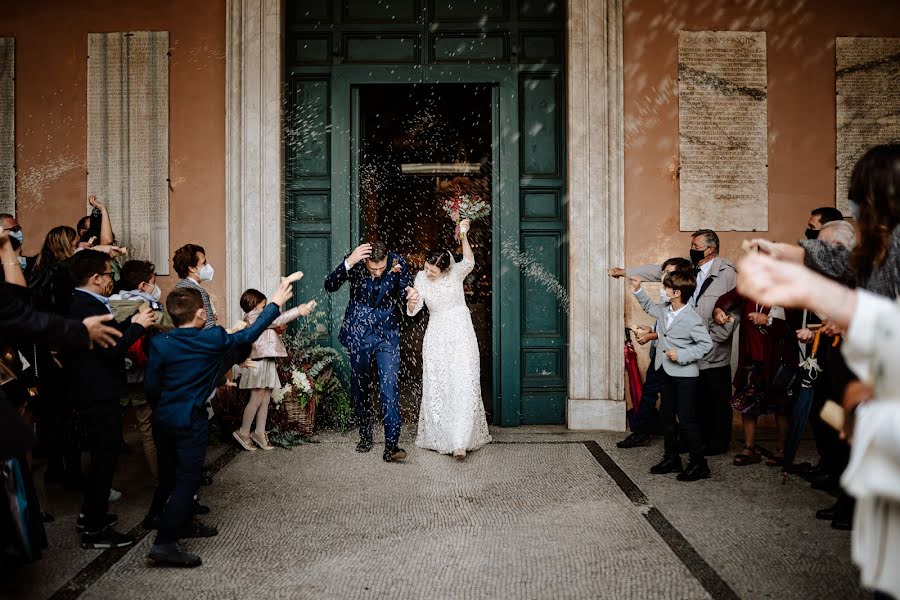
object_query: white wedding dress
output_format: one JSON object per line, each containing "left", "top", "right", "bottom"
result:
{"left": 408, "top": 255, "right": 492, "bottom": 454}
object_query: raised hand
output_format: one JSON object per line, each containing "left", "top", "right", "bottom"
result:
{"left": 347, "top": 243, "right": 372, "bottom": 267}
{"left": 297, "top": 299, "right": 317, "bottom": 316}
{"left": 88, "top": 195, "right": 106, "bottom": 211}
{"left": 628, "top": 276, "right": 642, "bottom": 292}
{"left": 607, "top": 267, "right": 626, "bottom": 278}
{"left": 459, "top": 218, "right": 471, "bottom": 234}
{"left": 132, "top": 306, "right": 158, "bottom": 328}
{"left": 92, "top": 244, "right": 127, "bottom": 257}
{"left": 271, "top": 276, "right": 295, "bottom": 308}
{"left": 82, "top": 314, "right": 123, "bottom": 348}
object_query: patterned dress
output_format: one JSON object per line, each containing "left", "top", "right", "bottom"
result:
{"left": 407, "top": 256, "right": 491, "bottom": 454}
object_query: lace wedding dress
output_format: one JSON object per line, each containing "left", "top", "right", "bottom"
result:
{"left": 408, "top": 255, "right": 492, "bottom": 454}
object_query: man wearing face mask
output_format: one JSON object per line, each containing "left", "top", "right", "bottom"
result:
{"left": 173, "top": 244, "right": 217, "bottom": 329}
{"left": 616, "top": 229, "right": 738, "bottom": 455}
{"left": 64, "top": 250, "right": 157, "bottom": 549}
{"left": 804, "top": 207, "right": 845, "bottom": 241}
{"left": 1, "top": 213, "right": 36, "bottom": 277}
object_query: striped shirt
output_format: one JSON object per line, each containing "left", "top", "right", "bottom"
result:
{"left": 175, "top": 278, "right": 217, "bottom": 329}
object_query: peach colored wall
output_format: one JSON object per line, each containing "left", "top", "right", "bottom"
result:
{"left": 2, "top": 0, "right": 226, "bottom": 303}
{"left": 621, "top": 0, "right": 900, "bottom": 400}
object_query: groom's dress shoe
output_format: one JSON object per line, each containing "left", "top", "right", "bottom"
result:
{"left": 356, "top": 440, "right": 373, "bottom": 453}
{"left": 650, "top": 456, "right": 683, "bottom": 474}
{"left": 383, "top": 447, "right": 407, "bottom": 463}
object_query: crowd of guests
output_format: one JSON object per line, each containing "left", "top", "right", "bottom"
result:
{"left": 2, "top": 145, "right": 899, "bottom": 597}
{"left": 610, "top": 143, "right": 900, "bottom": 600}
{"left": 0, "top": 200, "right": 311, "bottom": 568}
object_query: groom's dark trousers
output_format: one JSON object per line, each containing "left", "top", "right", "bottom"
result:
{"left": 350, "top": 341, "right": 401, "bottom": 448}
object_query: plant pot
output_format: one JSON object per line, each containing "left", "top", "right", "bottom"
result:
{"left": 284, "top": 392, "right": 316, "bottom": 434}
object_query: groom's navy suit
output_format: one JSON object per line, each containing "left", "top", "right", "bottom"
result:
{"left": 324, "top": 253, "right": 409, "bottom": 448}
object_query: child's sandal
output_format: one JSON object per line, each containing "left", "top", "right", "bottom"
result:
{"left": 233, "top": 430, "right": 257, "bottom": 451}
{"left": 250, "top": 431, "right": 274, "bottom": 451}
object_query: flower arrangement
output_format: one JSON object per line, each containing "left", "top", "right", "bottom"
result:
{"left": 441, "top": 193, "right": 490, "bottom": 239}
{"left": 275, "top": 311, "right": 353, "bottom": 433}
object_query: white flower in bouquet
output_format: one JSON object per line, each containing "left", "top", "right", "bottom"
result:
{"left": 292, "top": 369, "right": 313, "bottom": 396}
{"left": 272, "top": 383, "right": 292, "bottom": 406}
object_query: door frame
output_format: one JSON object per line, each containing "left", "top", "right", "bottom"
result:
{"left": 329, "top": 64, "right": 520, "bottom": 425}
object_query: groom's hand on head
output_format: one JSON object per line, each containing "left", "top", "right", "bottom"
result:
{"left": 348, "top": 244, "right": 372, "bottom": 267}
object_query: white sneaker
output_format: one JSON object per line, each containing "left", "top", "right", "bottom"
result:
{"left": 108, "top": 488, "right": 123, "bottom": 502}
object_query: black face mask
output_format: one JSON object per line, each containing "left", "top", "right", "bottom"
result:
{"left": 690, "top": 248, "right": 706, "bottom": 265}
{"left": 805, "top": 228, "right": 819, "bottom": 240}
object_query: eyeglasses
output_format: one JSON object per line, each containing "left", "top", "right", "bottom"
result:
{"left": 2, "top": 226, "right": 21, "bottom": 233}
{"left": 100, "top": 271, "right": 113, "bottom": 277}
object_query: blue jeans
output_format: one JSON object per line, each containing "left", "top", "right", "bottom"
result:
{"left": 631, "top": 346, "right": 664, "bottom": 434}
{"left": 350, "top": 341, "right": 401, "bottom": 448}
{"left": 151, "top": 409, "right": 208, "bottom": 545}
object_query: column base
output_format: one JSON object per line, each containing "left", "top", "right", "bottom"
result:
{"left": 567, "top": 398, "right": 627, "bottom": 431}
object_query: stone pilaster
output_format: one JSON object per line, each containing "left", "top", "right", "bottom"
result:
{"left": 566, "top": 0, "right": 626, "bottom": 430}
{"left": 225, "top": 0, "right": 283, "bottom": 323}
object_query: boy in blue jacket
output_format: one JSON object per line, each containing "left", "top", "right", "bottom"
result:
{"left": 143, "top": 276, "right": 298, "bottom": 567}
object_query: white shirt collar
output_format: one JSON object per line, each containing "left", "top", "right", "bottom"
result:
{"left": 698, "top": 259, "right": 714, "bottom": 277}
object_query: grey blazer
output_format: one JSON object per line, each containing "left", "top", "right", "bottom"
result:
{"left": 633, "top": 289, "right": 713, "bottom": 377}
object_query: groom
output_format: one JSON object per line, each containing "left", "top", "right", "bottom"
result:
{"left": 324, "top": 241, "right": 409, "bottom": 462}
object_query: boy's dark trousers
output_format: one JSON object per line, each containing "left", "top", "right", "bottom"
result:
{"left": 631, "top": 346, "right": 664, "bottom": 434}
{"left": 79, "top": 401, "right": 123, "bottom": 531}
{"left": 150, "top": 408, "right": 208, "bottom": 545}
{"left": 658, "top": 367, "right": 706, "bottom": 466}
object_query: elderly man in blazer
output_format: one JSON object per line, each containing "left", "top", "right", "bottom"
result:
{"left": 611, "top": 228, "right": 738, "bottom": 456}
{"left": 631, "top": 269, "right": 714, "bottom": 481}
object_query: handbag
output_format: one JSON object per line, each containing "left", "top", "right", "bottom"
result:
{"left": 771, "top": 338, "right": 803, "bottom": 399}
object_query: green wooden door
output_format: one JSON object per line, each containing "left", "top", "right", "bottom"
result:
{"left": 284, "top": 0, "right": 567, "bottom": 425}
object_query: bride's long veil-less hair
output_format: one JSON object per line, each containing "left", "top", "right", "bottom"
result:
{"left": 424, "top": 249, "right": 452, "bottom": 272}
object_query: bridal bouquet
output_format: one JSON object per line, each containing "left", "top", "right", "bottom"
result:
{"left": 442, "top": 193, "right": 490, "bottom": 239}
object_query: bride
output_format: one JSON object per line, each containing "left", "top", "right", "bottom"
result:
{"left": 406, "top": 219, "right": 492, "bottom": 460}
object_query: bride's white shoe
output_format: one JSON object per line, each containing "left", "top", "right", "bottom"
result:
{"left": 453, "top": 449, "right": 466, "bottom": 461}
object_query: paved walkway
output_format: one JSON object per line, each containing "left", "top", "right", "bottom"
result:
{"left": 3, "top": 427, "right": 869, "bottom": 599}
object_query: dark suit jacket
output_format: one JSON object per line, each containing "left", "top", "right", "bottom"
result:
{"left": 324, "top": 252, "right": 409, "bottom": 351}
{"left": 65, "top": 290, "right": 145, "bottom": 408}
{"left": 0, "top": 282, "right": 91, "bottom": 459}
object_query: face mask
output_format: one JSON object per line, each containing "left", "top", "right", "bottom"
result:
{"left": 805, "top": 228, "right": 819, "bottom": 240}
{"left": 689, "top": 248, "right": 706, "bottom": 265}
{"left": 17, "top": 256, "right": 27, "bottom": 270}
{"left": 659, "top": 287, "right": 669, "bottom": 303}
{"left": 9, "top": 229, "right": 23, "bottom": 246}
{"left": 198, "top": 263, "right": 214, "bottom": 282}
{"left": 848, "top": 200, "right": 860, "bottom": 222}
{"left": 149, "top": 284, "right": 162, "bottom": 301}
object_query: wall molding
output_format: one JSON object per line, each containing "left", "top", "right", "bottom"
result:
{"left": 566, "top": 0, "right": 626, "bottom": 430}
{"left": 226, "top": 0, "right": 283, "bottom": 323}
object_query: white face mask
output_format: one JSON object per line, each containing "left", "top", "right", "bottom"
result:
{"left": 198, "top": 263, "right": 214, "bottom": 282}
{"left": 149, "top": 284, "right": 162, "bottom": 301}
{"left": 848, "top": 199, "right": 860, "bottom": 222}
{"left": 659, "top": 287, "right": 669, "bottom": 303}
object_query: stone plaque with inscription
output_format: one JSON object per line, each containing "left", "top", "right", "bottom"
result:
{"left": 0, "top": 38, "right": 13, "bottom": 216}
{"left": 836, "top": 37, "right": 900, "bottom": 216}
{"left": 678, "top": 31, "right": 768, "bottom": 232}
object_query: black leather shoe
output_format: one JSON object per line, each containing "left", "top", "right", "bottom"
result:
{"left": 142, "top": 514, "right": 161, "bottom": 530}
{"left": 815, "top": 505, "right": 838, "bottom": 521}
{"left": 383, "top": 447, "right": 408, "bottom": 463}
{"left": 148, "top": 543, "right": 202, "bottom": 568}
{"left": 76, "top": 512, "right": 118, "bottom": 532}
{"left": 193, "top": 502, "right": 211, "bottom": 515}
{"left": 179, "top": 519, "right": 218, "bottom": 538}
{"left": 616, "top": 433, "right": 650, "bottom": 449}
{"left": 650, "top": 456, "right": 683, "bottom": 474}
{"left": 356, "top": 440, "right": 373, "bottom": 453}
{"left": 831, "top": 518, "right": 852, "bottom": 531}
{"left": 677, "top": 462, "right": 711, "bottom": 482}
{"left": 81, "top": 527, "right": 135, "bottom": 549}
